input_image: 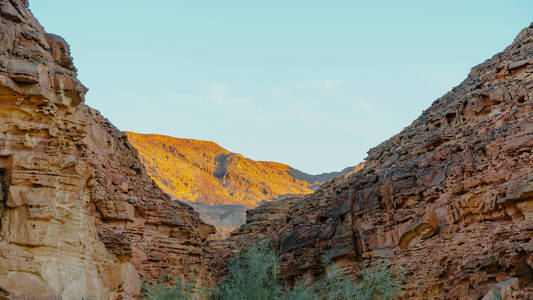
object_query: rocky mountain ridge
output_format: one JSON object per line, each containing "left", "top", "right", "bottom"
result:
{"left": 126, "top": 132, "right": 359, "bottom": 227}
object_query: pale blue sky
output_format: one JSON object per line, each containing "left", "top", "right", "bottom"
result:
{"left": 30, "top": 1, "right": 532, "bottom": 174}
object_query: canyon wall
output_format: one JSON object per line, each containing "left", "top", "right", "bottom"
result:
{"left": 223, "top": 23, "right": 533, "bottom": 299}
{"left": 0, "top": 1, "right": 213, "bottom": 299}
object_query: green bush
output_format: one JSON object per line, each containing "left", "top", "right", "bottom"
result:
{"left": 278, "top": 280, "right": 316, "bottom": 300}
{"left": 142, "top": 277, "right": 206, "bottom": 300}
{"left": 213, "top": 242, "right": 283, "bottom": 300}
{"left": 314, "top": 262, "right": 402, "bottom": 300}
{"left": 143, "top": 244, "right": 402, "bottom": 300}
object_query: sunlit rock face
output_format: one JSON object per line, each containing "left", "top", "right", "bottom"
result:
{"left": 0, "top": 1, "right": 213, "bottom": 298}
{"left": 125, "top": 131, "right": 359, "bottom": 228}
{"left": 220, "top": 23, "right": 533, "bottom": 299}
{"left": 126, "top": 132, "right": 360, "bottom": 207}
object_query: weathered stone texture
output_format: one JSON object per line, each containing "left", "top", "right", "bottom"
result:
{"left": 223, "top": 23, "right": 533, "bottom": 299}
{"left": 0, "top": 1, "right": 213, "bottom": 299}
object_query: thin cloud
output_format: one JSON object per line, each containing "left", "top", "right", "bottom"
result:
{"left": 357, "top": 102, "right": 376, "bottom": 114}
{"left": 203, "top": 81, "right": 251, "bottom": 105}
{"left": 417, "top": 66, "right": 463, "bottom": 89}
{"left": 307, "top": 79, "right": 345, "bottom": 90}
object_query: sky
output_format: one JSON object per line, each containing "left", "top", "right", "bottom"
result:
{"left": 29, "top": 1, "right": 532, "bottom": 174}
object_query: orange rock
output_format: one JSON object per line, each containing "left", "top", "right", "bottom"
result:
{"left": 125, "top": 131, "right": 360, "bottom": 228}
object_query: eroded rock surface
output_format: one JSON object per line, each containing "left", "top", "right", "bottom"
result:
{"left": 221, "top": 23, "right": 533, "bottom": 299}
{"left": 0, "top": 1, "right": 213, "bottom": 299}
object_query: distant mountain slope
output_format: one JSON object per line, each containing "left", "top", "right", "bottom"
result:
{"left": 125, "top": 132, "right": 357, "bottom": 227}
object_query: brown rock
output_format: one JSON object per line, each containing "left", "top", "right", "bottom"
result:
{"left": 6, "top": 58, "right": 39, "bottom": 83}
{"left": 45, "top": 33, "right": 75, "bottom": 71}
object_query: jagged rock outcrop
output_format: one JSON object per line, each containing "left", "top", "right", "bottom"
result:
{"left": 0, "top": 1, "right": 213, "bottom": 299}
{"left": 221, "top": 23, "right": 533, "bottom": 299}
{"left": 125, "top": 132, "right": 358, "bottom": 228}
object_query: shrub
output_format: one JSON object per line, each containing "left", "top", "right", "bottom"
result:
{"left": 144, "top": 244, "right": 402, "bottom": 300}
{"left": 358, "top": 262, "right": 402, "bottom": 300}
{"left": 142, "top": 277, "right": 205, "bottom": 300}
{"left": 315, "top": 262, "right": 402, "bottom": 300}
{"left": 213, "top": 242, "right": 283, "bottom": 300}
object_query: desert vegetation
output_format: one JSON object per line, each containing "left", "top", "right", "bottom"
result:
{"left": 142, "top": 243, "right": 403, "bottom": 300}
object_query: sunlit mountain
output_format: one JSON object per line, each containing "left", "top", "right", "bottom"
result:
{"left": 126, "top": 131, "right": 358, "bottom": 227}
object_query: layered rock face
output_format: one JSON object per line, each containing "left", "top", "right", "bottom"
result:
{"left": 225, "top": 24, "right": 533, "bottom": 299}
{"left": 0, "top": 1, "right": 213, "bottom": 299}
{"left": 126, "top": 132, "right": 358, "bottom": 227}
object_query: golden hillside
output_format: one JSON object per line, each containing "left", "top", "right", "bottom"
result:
{"left": 126, "top": 132, "right": 331, "bottom": 207}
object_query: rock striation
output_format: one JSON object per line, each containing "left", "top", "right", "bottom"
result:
{"left": 221, "top": 23, "right": 533, "bottom": 299}
{"left": 0, "top": 1, "right": 213, "bottom": 299}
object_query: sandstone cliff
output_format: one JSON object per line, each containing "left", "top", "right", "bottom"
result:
{"left": 221, "top": 23, "right": 533, "bottom": 299}
{"left": 126, "top": 132, "right": 358, "bottom": 227}
{"left": 0, "top": 1, "right": 213, "bottom": 299}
